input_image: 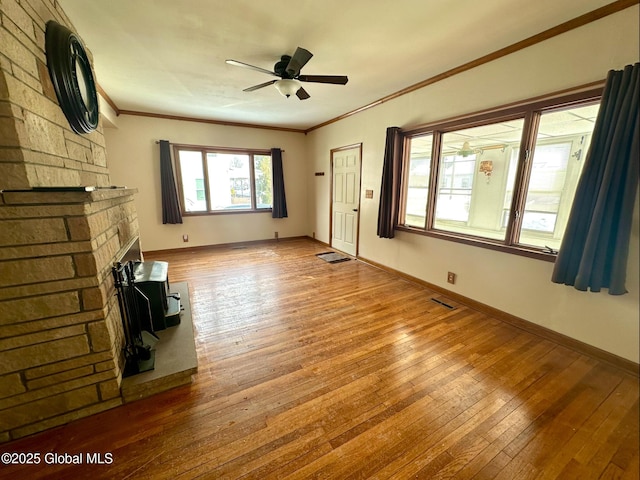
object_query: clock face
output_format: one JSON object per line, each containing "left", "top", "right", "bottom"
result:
{"left": 45, "top": 21, "right": 99, "bottom": 134}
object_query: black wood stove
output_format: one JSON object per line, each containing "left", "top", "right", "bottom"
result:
{"left": 112, "top": 260, "right": 182, "bottom": 377}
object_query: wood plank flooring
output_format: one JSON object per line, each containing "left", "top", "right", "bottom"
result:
{"left": 1, "top": 238, "right": 638, "bottom": 479}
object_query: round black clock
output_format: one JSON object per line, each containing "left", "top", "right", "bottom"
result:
{"left": 45, "top": 20, "right": 99, "bottom": 134}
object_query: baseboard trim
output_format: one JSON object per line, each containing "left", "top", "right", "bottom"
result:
{"left": 144, "top": 236, "right": 308, "bottom": 257}
{"left": 357, "top": 255, "right": 639, "bottom": 377}
{"left": 309, "top": 237, "right": 331, "bottom": 249}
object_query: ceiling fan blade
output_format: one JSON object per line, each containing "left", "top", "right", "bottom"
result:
{"left": 296, "top": 87, "right": 310, "bottom": 100}
{"left": 243, "top": 80, "right": 277, "bottom": 92}
{"left": 297, "top": 75, "right": 348, "bottom": 85}
{"left": 226, "top": 59, "right": 277, "bottom": 77}
{"left": 285, "top": 47, "right": 313, "bottom": 77}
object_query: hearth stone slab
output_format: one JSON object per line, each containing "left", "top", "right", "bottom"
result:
{"left": 121, "top": 282, "right": 197, "bottom": 402}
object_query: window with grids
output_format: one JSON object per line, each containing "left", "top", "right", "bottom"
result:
{"left": 174, "top": 146, "right": 272, "bottom": 214}
{"left": 399, "top": 89, "right": 601, "bottom": 256}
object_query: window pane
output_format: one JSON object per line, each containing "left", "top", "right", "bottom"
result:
{"left": 518, "top": 103, "right": 599, "bottom": 249}
{"left": 434, "top": 119, "right": 524, "bottom": 240}
{"left": 254, "top": 155, "right": 273, "bottom": 209}
{"left": 207, "top": 153, "right": 251, "bottom": 210}
{"left": 178, "top": 150, "right": 206, "bottom": 212}
{"left": 403, "top": 135, "right": 432, "bottom": 227}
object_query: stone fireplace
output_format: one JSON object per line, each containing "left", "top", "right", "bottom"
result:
{"left": 0, "top": 0, "right": 138, "bottom": 441}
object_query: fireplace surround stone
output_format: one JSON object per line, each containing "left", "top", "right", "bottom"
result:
{"left": 0, "top": 0, "right": 142, "bottom": 442}
{"left": 0, "top": 187, "right": 139, "bottom": 441}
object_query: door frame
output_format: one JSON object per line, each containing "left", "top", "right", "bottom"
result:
{"left": 329, "top": 143, "right": 363, "bottom": 257}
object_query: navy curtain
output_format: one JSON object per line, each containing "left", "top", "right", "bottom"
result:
{"left": 552, "top": 63, "right": 639, "bottom": 295}
{"left": 377, "top": 127, "right": 403, "bottom": 238}
{"left": 271, "top": 148, "right": 288, "bottom": 218}
{"left": 159, "top": 140, "right": 183, "bottom": 224}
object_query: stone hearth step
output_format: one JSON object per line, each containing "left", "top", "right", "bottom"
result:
{"left": 120, "top": 282, "right": 197, "bottom": 402}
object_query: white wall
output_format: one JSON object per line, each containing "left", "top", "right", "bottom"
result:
{"left": 306, "top": 6, "right": 640, "bottom": 363}
{"left": 104, "top": 115, "right": 308, "bottom": 251}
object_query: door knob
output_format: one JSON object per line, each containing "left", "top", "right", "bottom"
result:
{"left": 352, "top": 209, "right": 358, "bottom": 212}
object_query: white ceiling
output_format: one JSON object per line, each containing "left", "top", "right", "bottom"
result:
{"left": 58, "top": 0, "right": 613, "bottom": 131}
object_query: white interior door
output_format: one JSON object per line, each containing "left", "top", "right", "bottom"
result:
{"left": 331, "top": 146, "right": 361, "bottom": 256}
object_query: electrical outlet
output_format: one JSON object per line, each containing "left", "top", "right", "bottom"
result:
{"left": 447, "top": 272, "right": 456, "bottom": 284}
{"left": 183, "top": 234, "right": 188, "bottom": 242}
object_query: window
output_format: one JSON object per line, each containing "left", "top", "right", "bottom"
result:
{"left": 399, "top": 89, "right": 601, "bottom": 258}
{"left": 174, "top": 146, "right": 273, "bottom": 214}
{"left": 404, "top": 134, "right": 432, "bottom": 227}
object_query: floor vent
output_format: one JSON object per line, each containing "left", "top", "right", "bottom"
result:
{"left": 431, "top": 298, "right": 455, "bottom": 309}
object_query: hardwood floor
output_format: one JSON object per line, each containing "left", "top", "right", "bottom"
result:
{"left": 1, "top": 238, "right": 638, "bottom": 479}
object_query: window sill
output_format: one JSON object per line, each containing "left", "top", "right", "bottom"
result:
{"left": 182, "top": 209, "right": 273, "bottom": 217}
{"left": 395, "top": 225, "right": 557, "bottom": 262}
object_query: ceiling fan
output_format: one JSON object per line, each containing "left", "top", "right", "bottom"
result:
{"left": 226, "top": 47, "right": 348, "bottom": 100}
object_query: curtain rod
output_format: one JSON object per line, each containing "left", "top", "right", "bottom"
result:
{"left": 155, "top": 141, "right": 283, "bottom": 152}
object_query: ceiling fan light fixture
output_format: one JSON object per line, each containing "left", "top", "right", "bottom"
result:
{"left": 458, "top": 141, "right": 483, "bottom": 157}
{"left": 228, "top": 47, "right": 348, "bottom": 100}
{"left": 275, "top": 79, "right": 301, "bottom": 98}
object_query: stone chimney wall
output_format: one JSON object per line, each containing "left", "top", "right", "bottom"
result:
{"left": 0, "top": 0, "right": 139, "bottom": 441}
